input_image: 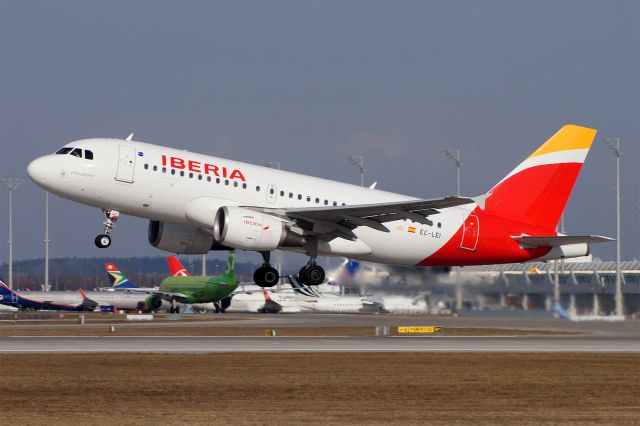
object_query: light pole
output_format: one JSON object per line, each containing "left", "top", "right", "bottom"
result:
{"left": 348, "top": 156, "right": 365, "bottom": 187}
{"left": 602, "top": 136, "right": 623, "bottom": 316}
{"left": 44, "top": 192, "right": 50, "bottom": 291}
{"left": 443, "top": 148, "right": 462, "bottom": 196}
{"left": 1, "top": 178, "right": 24, "bottom": 289}
{"left": 443, "top": 148, "right": 463, "bottom": 310}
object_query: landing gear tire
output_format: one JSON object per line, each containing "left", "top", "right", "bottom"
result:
{"left": 95, "top": 234, "right": 112, "bottom": 249}
{"left": 253, "top": 266, "right": 280, "bottom": 288}
{"left": 299, "top": 264, "right": 325, "bottom": 286}
{"left": 169, "top": 306, "right": 180, "bottom": 314}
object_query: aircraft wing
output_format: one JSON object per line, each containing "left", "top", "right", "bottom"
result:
{"left": 252, "top": 196, "right": 474, "bottom": 240}
{"left": 512, "top": 235, "right": 614, "bottom": 247}
{"left": 123, "top": 288, "right": 190, "bottom": 303}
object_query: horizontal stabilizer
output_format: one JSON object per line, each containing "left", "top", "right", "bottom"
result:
{"left": 512, "top": 235, "right": 614, "bottom": 247}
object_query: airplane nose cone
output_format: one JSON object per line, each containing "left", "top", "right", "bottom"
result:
{"left": 27, "top": 157, "right": 48, "bottom": 185}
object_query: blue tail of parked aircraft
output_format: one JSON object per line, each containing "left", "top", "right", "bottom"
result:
{"left": 104, "top": 263, "right": 136, "bottom": 288}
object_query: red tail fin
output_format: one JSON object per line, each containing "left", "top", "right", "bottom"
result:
{"left": 167, "top": 256, "right": 190, "bottom": 277}
{"left": 485, "top": 125, "right": 596, "bottom": 231}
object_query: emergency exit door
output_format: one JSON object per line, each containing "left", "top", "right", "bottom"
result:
{"left": 460, "top": 214, "right": 479, "bottom": 251}
{"left": 115, "top": 145, "right": 136, "bottom": 183}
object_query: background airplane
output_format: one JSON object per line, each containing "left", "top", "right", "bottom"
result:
{"left": 122, "top": 251, "right": 238, "bottom": 313}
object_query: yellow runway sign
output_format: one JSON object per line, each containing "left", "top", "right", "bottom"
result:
{"left": 398, "top": 326, "right": 441, "bottom": 334}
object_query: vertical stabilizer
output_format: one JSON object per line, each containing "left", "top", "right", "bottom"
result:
{"left": 486, "top": 125, "right": 597, "bottom": 231}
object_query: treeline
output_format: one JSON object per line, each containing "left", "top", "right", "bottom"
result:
{"left": 0, "top": 257, "right": 258, "bottom": 291}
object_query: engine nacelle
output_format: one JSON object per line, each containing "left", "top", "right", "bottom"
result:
{"left": 144, "top": 295, "right": 162, "bottom": 312}
{"left": 148, "top": 221, "right": 217, "bottom": 254}
{"left": 214, "top": 206, "right": 295, "bottom": 251}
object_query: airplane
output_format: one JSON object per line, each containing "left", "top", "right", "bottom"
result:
{"left": 553, "top": 303, "right": 625, "bottom": 322}
{"left": 0, "top": 278, "right": 169, "bottom": 312}
{"left": 288, "top": 275, "right": 384, "bottom": 313}
{"left": 26, "top": 124, "right": 612, "bottom": 288}
{"left": 121, "top": 251, "right": 238, "bottom": 313}
{"left": 0, "top": 280, "right": 99, "bottom": 311}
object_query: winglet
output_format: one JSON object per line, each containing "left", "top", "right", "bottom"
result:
{"left": 262, "top": 289, "right": 273, "bottom": 302}
{"left": 126, "top": 133, "right": 134, "bottom": 141}
{"left": 369, "top": 181, "right": 378, "bottom": 190}
{"left": 78, "top": 288, "right": 88, "bottom": 299}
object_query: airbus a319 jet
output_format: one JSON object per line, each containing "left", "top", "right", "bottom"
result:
{"left": 27, "top": 125, "right": 611, "bottom": 288}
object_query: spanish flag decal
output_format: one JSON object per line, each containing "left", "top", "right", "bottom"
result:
{"left": 408, "top": 227, "right": 416, "bottom": 233}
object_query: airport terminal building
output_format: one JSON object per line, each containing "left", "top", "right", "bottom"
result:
{"left": 462, "top": 260, "right": 640, "bottom": 315}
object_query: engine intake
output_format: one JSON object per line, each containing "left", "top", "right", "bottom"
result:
{"left": 148, "top": 221, "right": 223, "bottom": 254}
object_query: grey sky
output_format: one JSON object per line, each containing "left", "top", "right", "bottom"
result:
{"left": 1, "top": 0, "right": 638, "bottom": 265}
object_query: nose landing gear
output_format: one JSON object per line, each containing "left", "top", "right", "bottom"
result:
{"left": 95, "top": 209, "right": 119, "bottom": 249}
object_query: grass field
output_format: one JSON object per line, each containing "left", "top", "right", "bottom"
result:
{"left": 1, "top": 353, "right": 637, "bottom": 425}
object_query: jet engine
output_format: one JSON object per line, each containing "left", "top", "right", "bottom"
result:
{"left": 144, "top": 295, "right": 162, "bottom": 312}
{"left": 148, "top": 221, "right": 222, "bottom": 254}
{"left": 213, "top": 206, "right": 303, "bottom": 251}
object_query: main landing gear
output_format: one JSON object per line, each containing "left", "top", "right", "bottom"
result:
{"left": 298, "top": 263, "right": 325, "bottom": 286}
{"left": 252, "top": 243, "right": 326, "bottom": 288}
{"left": 253, "top": 251, "right": 280, "bottom": 288}
{"left": 297, "top": 237, "right": 325, "bottom": 286}
{"left": 94, "top": 209, "right": 119, "bottom": 248}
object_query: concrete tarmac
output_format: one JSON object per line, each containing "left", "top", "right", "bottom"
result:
{"left": 1, "top": 312, "right": 638, "bottom": 353}
{"left": 1, "top": 335, "right": 638, "bottom": 353}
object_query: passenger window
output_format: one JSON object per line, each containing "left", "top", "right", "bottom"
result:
{"left": 162, "top": 167, "right": 167, "bottom": 173}
{"left": 171, "top": 169, "right": 176, "bottom": 175}
{"left": 144, "top": 164, "right": 149, "bottom": 170}
{"left": 289, "top": 192, "right": 293, "bottom": 198}
{"left": 56, "top": 147, "right": 72, "bottom": 155}
{"left": 324, "top": 200, "right": 328, "bottom": 205}
{"left": 216, "top": 178, "right": 221, "bottom": 184}
{"left": 198, "top": 174, "right": 202, "bottom": 180}
{"left": 153, "top": 165, "right": 158, "bottom": 171}
{"left": 298, "top": 194, "right": 302, "bottom": 200}
{"left": 225, "top": 180, "right": 229, "bottom": 185}
{"left": 306, "top": 196, "right": 311, "bottom": 202}
{"left": 234, "top": 181, "right": 238, "bottom": 187}
{"left": 270, "top": 188, "right": 275, "bottom": 195}
{"left": 189, "top": 172, "right": 193, "bottom": 178}
{"left": 333, "top": 201, "right": 337, "bottom": 206}
{"left": 85, "top": 150, "right": 94, "bottom": 160}
{"left": 242, "top": 183, "right": 247, "bottom": 189}
{"left": 315, "top": 198, "right": 319, "bottom": 204}
{"left": 70, "top": 148, "right": 82, "bottom": 158}
{"left": 180, "top": 171, "right": 185, "bottom": 177}
{"left": 256, "top": 186, "right": 261, "bottom": 192}
{"left": 207, "top": 176, "right": 212, "bottom": 182}
{"left": 437, "top": 222, "right": 442, "bottom": 228}
{"left": 280, "top": 190, "right": 284, "bottom": 196}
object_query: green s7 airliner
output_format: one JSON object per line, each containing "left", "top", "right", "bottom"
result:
{"left": 109, "top": 251, "right": 238, "bottom": 313}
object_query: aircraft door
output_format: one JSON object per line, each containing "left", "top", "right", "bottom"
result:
{"left": 266, "top": 184, "right": 277, "bottom": 204}
{"left": 459, "top": 214, "right": 479, "bottom": 251}
{"left": 115, "top": 145, "right": 136, "bottom": 183}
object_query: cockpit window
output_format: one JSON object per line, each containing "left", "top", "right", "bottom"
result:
{"left": 56, "top": 147, "right": 73, "bottom": 155}
{"left": 85, "top": 150, "right": 94, "bottom": 160}
{"left": 70, "top": 148, "right": 82, "bottom": 158}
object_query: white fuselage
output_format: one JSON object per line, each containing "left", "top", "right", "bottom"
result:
{"left": 27, "top": 138, "right": 473, "bottom": 265}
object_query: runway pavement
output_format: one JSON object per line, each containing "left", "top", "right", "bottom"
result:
{"left": 1, "top": 312, "right": 637, "bottom": 353}
{"left": 1, "top": 335, "right": 638, "bottom": 353}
